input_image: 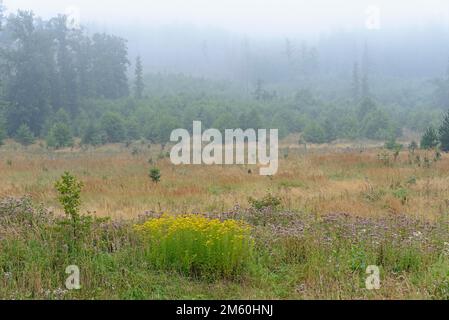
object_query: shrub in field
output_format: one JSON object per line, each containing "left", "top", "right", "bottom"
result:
{"left": 149, "top": 168, "right": 161, "bottom": 183}
{"left": 248, "top": 193, "right": 282, "bottom": 211}
{"left": 54, "top": 172, "right": 97, "bottom": 246}
{"left": 135, "top": 214, "right": 254, "bottom": 277}
{"left": 384, "top": 136, "right": 402, "bottom": 151}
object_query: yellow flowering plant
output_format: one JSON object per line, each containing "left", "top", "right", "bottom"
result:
{"left": 135, "top": 214, "right": 253, "bottom": 277}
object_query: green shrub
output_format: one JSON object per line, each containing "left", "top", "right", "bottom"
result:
{"left": 54, "top": 172, "right": 94, "bottom": 245}
{"left": 248, "top": 193, "right": 282, "bottom": 211}
{"left": 149, "top": 168, "right": 161, "bottom": 183}
{"left": 303, "top": 122, "right": 326, "bottom": 144}
{"left": 385, "top": 136, "right": 402, "bottom": 151}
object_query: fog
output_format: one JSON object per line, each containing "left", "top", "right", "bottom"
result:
{"left": 3, "top": 1, "right": 449, "bottom": 82}
{"left": 1, "top": 0, "right": 449, "bottom": 156}
{"left": 4, "top": 0, "right": 449, "bottom": 36}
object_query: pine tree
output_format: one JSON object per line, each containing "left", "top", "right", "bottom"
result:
{"left": 361, "top": 43, "right": 370, "bottom": 99}
{"left": 0, "top": 118, "right": 5, "bottom": 146}
{"left": 15, "top": 124, "right": 35, "bottom": 146}
{"left": 420, "top": 127, "right": 439, "bottom": 150}
{"left": 352, "top": 62, "right": 360, "bottom": 102}
{"left": 438, "top": 110, "right": 449, "bottom": 152}
{"left": 134, "top": 56, "right": 144, "bottom": 99}
{"left": 284, "top": 38, "right": 294, "bottom": 65}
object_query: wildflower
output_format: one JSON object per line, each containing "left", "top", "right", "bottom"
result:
{"left": 134, "top": 214, "right": 253, "bottom": 277}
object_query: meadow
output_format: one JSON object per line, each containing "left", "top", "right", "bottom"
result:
{"left": 0, "top": 138, "right": 449, "bottom": 299}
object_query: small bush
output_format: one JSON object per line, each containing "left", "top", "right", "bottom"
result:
{"left": 149, "top": 168, "right": 161, "bottom": 183}
{"left": 54, "top": 172, "right": 95, "bottom": 246}
{"left": 135, "top": 214, "right": 254, "bottom": 277}
{"left": 248, "top": 193, "right": 282, "bottom": 211}
{"left": 385, "top": 137, "right": 402, "bottom": 151}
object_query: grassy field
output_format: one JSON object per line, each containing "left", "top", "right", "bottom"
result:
{"left": 1, "top": 139, "right": 449, "bottom": 299}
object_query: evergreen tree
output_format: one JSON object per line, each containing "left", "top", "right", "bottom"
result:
{"left": 323, "top": 118, "right": 337, "bottom": 143}
{"left": 134, "top": 56, "right": 144, "bottom": 99}
{"left": 0, "top": 117, "right": 5, "bottom": 146}
{"left": 358, "top": 97, "right": 376, "bottom": 121}
{"left": 420, "top": 127, "right": 439, "bottom": 150}
{"left": 0, "top": 0, "right": 4, "bottom": 30}
{"left": 438, "top": 111, "right": 449, "bottom": 152}
{"left": 100, "top": 112, "right": 126, "bottom": 143}
{"left": 46, "top": 122, "right": 73, "bottom": 149}
{"left": 361, "top": 43, "right": 370, "bottom": 99}
{"left": 90, "top": 33, "right": 130, "bottom": 99}
{"left": 15, "top": 123, "right": 35, "bottom": 146}
{"left": 49, "top": 15, "right": 79, "bottom": 116}
{"left": 5, "top": 11, "right": 54, "bottom": 136}
{"left": 303, "top": 121, "right": 325, "bottom": 144}
{"left": 352, "top": 62, "right": 360, "bottom": 102}
{"left": 81, "top": 123, "right": 104, "bottom": 146}
{"left": 253, "top": 79, "right": 264, "bottom": 101}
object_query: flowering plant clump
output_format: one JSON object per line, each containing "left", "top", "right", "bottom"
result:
{"left": 134, "top": 214, "right": 254, "bottom": 277}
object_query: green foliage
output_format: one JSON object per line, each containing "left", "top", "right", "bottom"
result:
{"left": 149, "top": 168, "right": 161, "bottom": 183}
{"left": 2, "top": 10, "right": 129, "bottom": 138}
{"left": 125, "top": 119, "right": 141, "bottom": 140}
{"left": 421, "top": 127, "right": 439, "bottom": 150}
{"left": 55, "top": 172, "right": 83, "bottom": 220}
{"left": 46, "top": 123, "right": 74, "bottom": 149}
{"left": 1, "top": 195, "right": 449, "bottom": 299}
{"left": 361, "top": 109, "right": 395, "bottom": 140}
{"left": 90, "top": 33, "right": 130, "bottom": 99}
{"left": 135, "top": 214, "right": 254, "bottom": 277}
{"left": 408, "top": 141, "right": 418, "bottom": 153}
{"left": 392, "top": 186, "right": 409, "bottom": 205}
{"left": 438, "top": 110, "right": 449, "bottom": 152}
{"left": 384, "top": 136, "right": 403, "bottom": 151}
{"left": 0, "top": 8, "right": 445, "bottom": 149}
{"left": 303, "top": 121, "right": 326, "bottom": 144}
{"left": 0, "top": 117, "right": 5, "bottom": 146}
{"left": 81, "top": 123, "right": 105, "bottom": 146}
{"left": 134, "top": 56, "right": 144, "bottom": 99}
{"left": 54, "top": 172, "right": 96, "bottom": 247}
{"left": 15, "top": 124, "right": 35, "bottom": 146}
{"left": 248, "top": 193, "right": 282, "bottom": 211}
{"left": 101, "top": 112, "right": 126, "bottom": 143}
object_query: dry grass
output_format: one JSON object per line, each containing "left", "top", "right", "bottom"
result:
{"left": 1, "top": 140, "right": 448, "bottom": 221}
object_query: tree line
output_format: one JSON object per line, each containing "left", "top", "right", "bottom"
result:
{"left": 0, "top": 4, "right": 448, "bottom": 149}
{"left": 0, "top": 7, "right": 132, "bottom": 147}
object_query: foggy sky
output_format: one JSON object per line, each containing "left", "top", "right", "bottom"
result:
{"left": 4, "top": 0, "right": 449, "bottom": 36}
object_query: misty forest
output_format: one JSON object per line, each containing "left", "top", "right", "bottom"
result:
{"left": 1, "top": 5, "right": 449, "bottom": 148}
{"left": 2, "top": 1, "right": 449, "bottom": 301}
